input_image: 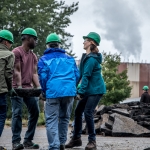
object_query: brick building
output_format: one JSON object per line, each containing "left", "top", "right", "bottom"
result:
{"left": 118, "top": 63, "right": 150, "bottom": 98}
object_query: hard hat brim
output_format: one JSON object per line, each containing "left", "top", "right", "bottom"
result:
{"left": 83, "top": 36, "right": 99, "bottom": 46}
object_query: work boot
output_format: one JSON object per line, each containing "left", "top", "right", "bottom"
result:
{"left": 12, "top": 142, "right": 24, "bottom": 150}
{"left": 85, "top": 141, "right": 97, "bottom": 150}
{"left": 144, "top": 148, "right": 150, "bottom": 150}
{"left": 0, "top": 146, "right": 7, "bottom": 150}
{"left": 23, "top": 141, "right": 39, "bottom": 149}
{"left": 65, "top": 137, "right": 82, "bottom": 148}
{"left": 60, "top": 145, "right": 65, "bottom": 150}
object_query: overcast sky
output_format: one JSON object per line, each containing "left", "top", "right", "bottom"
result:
{"left": 64, "top": 0, "right": 150, "bottom": 63}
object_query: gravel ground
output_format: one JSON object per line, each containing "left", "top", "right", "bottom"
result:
{"left": 0, "top": 126, "right": 150, "bottom": 150}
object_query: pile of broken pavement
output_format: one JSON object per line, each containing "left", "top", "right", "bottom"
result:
{"left": 81, "top": 101, "right": 150, "bottom": 137}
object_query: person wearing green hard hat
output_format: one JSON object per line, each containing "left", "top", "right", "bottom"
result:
{"left": 66, "top": 32, "right": 106, "bottom": 150}
{"left": 140, "top": 85, "right": 150, "bottom": 104}
{"left": 83, "top": 32, "right": 101, "bottom": 45}
{"left": 0, "top": 29, "right": 14, "bottom": 48}
{"left": 11, "top": 28, "right": 41, "bottom": 149}
{"left": 38, "top": 33, "right": 79, "bottom": 150}
{"left": 0, "top": 29, "right": 17, "bottom": 150}
{"left": 46, "top": 33, "right": 61, "bottom": 45}
{"left": 21, "top": 27, "right": 38, "bottom": 47}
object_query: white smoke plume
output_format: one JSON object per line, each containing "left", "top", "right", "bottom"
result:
{"left": 94, "top": 0, "right": 142, "bottom": 60}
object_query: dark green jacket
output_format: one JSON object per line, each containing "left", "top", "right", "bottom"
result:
{"left": 78, "top": 52, "right": 106, "bottom": 96}
{"left": 0, "top": 44, "right": 15, "bottom": 94}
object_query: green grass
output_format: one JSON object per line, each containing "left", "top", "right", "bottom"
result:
{"left": 5, "top": 113, "right": 45, "bottom": 126}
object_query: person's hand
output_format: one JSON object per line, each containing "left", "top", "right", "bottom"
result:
{"left": 76, "top": 94, "right": 82, "bottom": 100}
{"left": 39, "top": 92, "right": 46, "bottom": 101}
{"left": 8, "top": 88, "right": 18, "bottom": 97}
{"left": 18, "top": 86, "right": 22, "bottom": 89}
{"left": 36, "top": 86, "right": 42, "bottom": 89}
{"left": 75, "top": 94, "right": 84, "bottom": 100}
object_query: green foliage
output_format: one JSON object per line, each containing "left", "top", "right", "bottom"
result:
{"left": 100, "top": 52, "right": 132, "bottom": 105}
{"left": 37, "top": 113, "right": 45, "bottom": 126}
{"left": 0, "top": 0, "right": 78, "bottom": 56}
{"left": 7, "top": 96, "right": 31, "bottom": 119}
{"left": 66, "top": 49, "right": 77, "bottom": 58}
{"left": 70, "top": 100, "right": 77, "bottom": 121}
{"left": 6, "top": 96, "right": 11, "bottom": 119}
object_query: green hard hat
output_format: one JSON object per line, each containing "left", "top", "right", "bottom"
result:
{"left": 46, "top": 33, "right": 61, "bottom": 44}
{"left": 143, "top": 86, "right": 149, "bottom": 91}
{"left": 83, "top": 32, "right": 101, "bottom": 46}
{"left": 21, "top": 28, "right": 37, "bottom": 37}
{"left": 0, "top": 30, "right": 14, "bottom": 43}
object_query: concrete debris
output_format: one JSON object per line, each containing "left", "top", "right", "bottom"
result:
{"left": 81, "top": 101, "right": 150, "bottom": 137}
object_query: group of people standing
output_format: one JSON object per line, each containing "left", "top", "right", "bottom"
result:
{"left": 0, "top": 28, "right": 106, "bottom": 150}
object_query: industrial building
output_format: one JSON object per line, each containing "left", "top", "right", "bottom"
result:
{"left": 118, "top": 63, "right": 150, "bottom": 98}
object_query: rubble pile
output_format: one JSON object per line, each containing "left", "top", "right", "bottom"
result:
{"left": 82, "top": 101, "right": 150, "bottom": 137}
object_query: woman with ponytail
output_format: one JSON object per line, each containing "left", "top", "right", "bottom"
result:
{"left": 65, "top": 32, "right": 106, "bottom": 150}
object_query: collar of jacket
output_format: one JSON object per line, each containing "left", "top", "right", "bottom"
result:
{"left": 44, "top": 48, "right": 65, "bottom": 55}
{"left": 86, "top": 52, "right": 101, "bottom": 58}
{"left": 0, "top": 43, "right": 9, "bottom": 51}
{"left": 81, "top": 52, "right": 102, "bottom": 63}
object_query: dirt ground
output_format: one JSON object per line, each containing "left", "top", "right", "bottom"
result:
{"left": 0, "top": 126, "right": 150, "bottom": 150}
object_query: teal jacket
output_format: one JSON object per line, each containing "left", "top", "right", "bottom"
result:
{"left": 78, "top": 53, "right": 106, "bottom": 96}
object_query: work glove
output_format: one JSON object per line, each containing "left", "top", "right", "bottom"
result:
{"left": 8, "top": 88, "right": 18, "bottom": 97}
{"left": 39, "top": 92, "right": 46, "bottom": 101}
{"left": 77, "top": 84, "right": 81, "bottom": 90}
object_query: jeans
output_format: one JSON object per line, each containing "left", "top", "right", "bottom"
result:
{"left": 71, "top": 100, "right": 84, "bottom": 127}
{"left": 0, "top": 93, "right": 7, "bottom": 137}
{"left": 45, "top": 96, "right": 74, "bottom": 150}
{"left": 72, "top": 113, "right": 84, "bottom": 127}
{"left": 73, "top": 94, "right": 103, "bottom": 142}
{"left": 11, "top": 96, "right": 39, "bottom": 143}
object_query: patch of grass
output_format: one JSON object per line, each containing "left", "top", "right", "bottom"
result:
{"left": 5, "top": 119, "right": 28, "bottom": 126}
{"left": 5, "top": 113, "right": 45, "bottom": 126}
{"left": 37, "top": 113, "right": 45, "bottom": 126}
{"left": 5, "top": 119, "right": 11, "bottom": 126}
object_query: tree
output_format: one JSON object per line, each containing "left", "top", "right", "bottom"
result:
{"left": 65, "top": 36, "right": 77, "bottom": 58}
{"left": 66, "top": 49, "right": 77, "bottom": 58}
{"left": 0, "top": 0, "right": 78, "bottom": 56}
{"left": 100, "top": 52, "right": 132, "bottom": 105}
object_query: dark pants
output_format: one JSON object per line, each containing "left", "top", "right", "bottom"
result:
{"left": 73, "top": 94, "right": 103, "bottom": 142}
{"left": 0, "top": 93, "right": 7, "bottom": 137}
{"left": 11, "top": 96, "right": 39, "bottom": 143}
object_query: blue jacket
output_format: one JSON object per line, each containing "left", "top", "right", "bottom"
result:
{"left": 38, "top": 48, "right": 80, "bottom": 98}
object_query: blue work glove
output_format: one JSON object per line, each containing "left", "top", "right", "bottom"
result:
{"left": 8, "top": 88, "right": 18, "bottom": 97}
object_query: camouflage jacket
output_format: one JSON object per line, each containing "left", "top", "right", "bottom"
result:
{"left": 0, "top": 44, "right": 15, "bottom": 94}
